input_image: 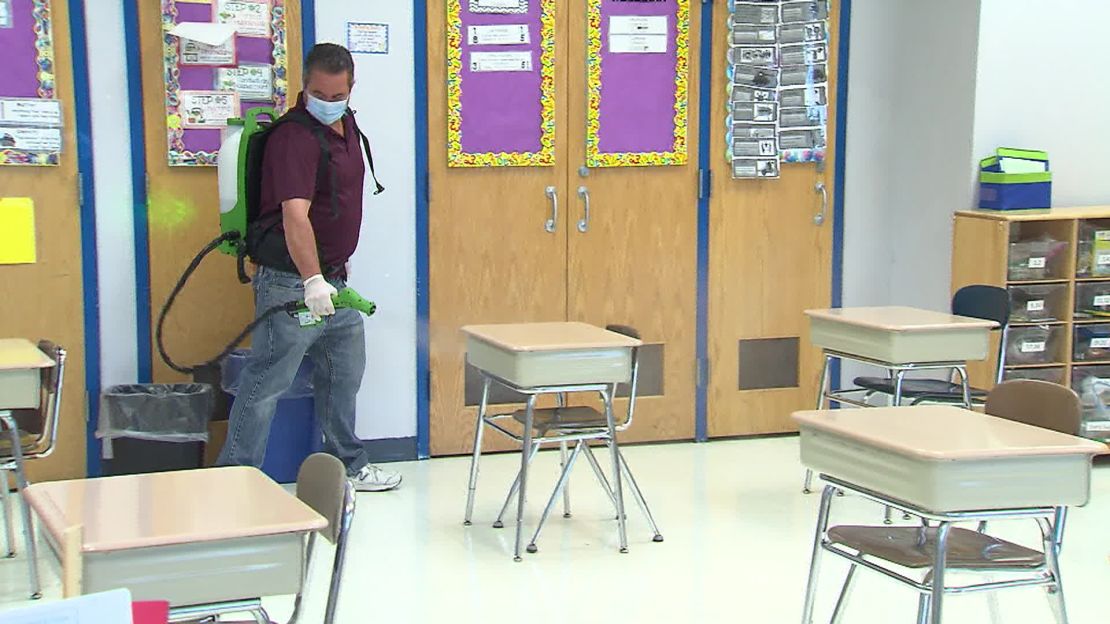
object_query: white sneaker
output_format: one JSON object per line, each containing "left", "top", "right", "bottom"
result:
{"left": 351, "top": 464, "right": 402, "bottom": 492}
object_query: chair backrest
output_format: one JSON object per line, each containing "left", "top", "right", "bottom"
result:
{"left": 605, "top": 325, "right": 641, "bottom": 427}
{"left": 951, "top": 285, "right": 1010, "bottom": 383}
{"left": 11, "top": 342, "right": 65, "bottom": 456}
{"left": 296, "top": 453, "right": 354, "bottom": 544}
{"left": 984, "top": 379, "right": 1082, "bottom": 435}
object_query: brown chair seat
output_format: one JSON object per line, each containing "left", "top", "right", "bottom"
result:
{"left": 511, "top": 406, "right": 609, "bottom": 434}
{"left": 828, "top": 525, "right": 1044, "bottom": 570}
{"left": 0, "top": 429, "right": 42, "bottom": 456}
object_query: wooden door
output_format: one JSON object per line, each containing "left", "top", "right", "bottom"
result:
{"left": 707, "top": 1, "right": 840, "bottom": 436}
{"left": 563, "top": 1, "right": 701, "bottom": 443}
{"left": 138, "top": 1, "right": 303, "bottom": 384}
{"left": 427, "top": 1, "right": 570, "bottom": 455}
{"left": 0, "top": 0, "right": 87, "bottom": 480}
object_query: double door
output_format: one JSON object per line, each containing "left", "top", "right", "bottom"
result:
{"left": 426, "top": 1, "right": 703, "bottom": 455}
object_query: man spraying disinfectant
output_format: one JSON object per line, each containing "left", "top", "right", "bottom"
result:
{"left": 216, "top": 44, "right": 401, "bottom": 491}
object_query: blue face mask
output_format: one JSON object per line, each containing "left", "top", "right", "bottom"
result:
{"left": 305, "top": 93, "right": 348, "bottom": 125}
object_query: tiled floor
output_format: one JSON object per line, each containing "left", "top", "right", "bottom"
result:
{"left": 1, "top": 436, "right": 1107, "bottom": 623}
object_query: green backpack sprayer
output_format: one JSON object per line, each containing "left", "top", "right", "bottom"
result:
{"left": 156, "top": 106, "right": 384, "bottom": 375}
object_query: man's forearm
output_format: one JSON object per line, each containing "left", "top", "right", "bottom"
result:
{"left": 282, "top": 201, "right": 322, "bottom": 279}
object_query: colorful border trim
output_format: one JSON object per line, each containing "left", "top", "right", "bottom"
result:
{"left": 585, "top": 0, "right": 689, "bottom": 168}
{"left": 445, "top": 0, "right": 555, "bottom": 167}
{"left": 0, "top": 0, "right": 59, "bottom": 166}
{"left": 161, "top": 0, "right": 289, "bottom": 167}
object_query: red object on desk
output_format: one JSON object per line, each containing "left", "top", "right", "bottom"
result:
{"left": 132, "top": 601, "right": 169, "bottom": 624}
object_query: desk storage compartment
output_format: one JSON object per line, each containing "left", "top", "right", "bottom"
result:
{"left": 1005, "top": 325, "right": 1063, "bottom": 365}
{"left": 1003, "top": 366, "right": 1065, "bottom": 385}
{"left": 799, "top": 427, "right": 1094, "bottom": 511}
{"left": 1073, "top": 324, "right": 1110, "bottom": 362}
{"left": 1074, "top": 281, "right": 1110, "bottom": 319}
{"left": 1071, "top": 365, "right": 1110, "bottom": 439}
{"left": 1008, "top": 284, "right": 1067, "bottom": 323}
{"left": 1007, "top": 236, "right": 1068, "bottom": 281}
{"left": 0, "top": 368, "right": 41, "bottom": 410}
{"left": 465, "top": 337, "right": 632, "bottom": 387}
{"left": 1076, "top": 219, "right": 1110, "bottom": 278}
{"left": 80, "top": 534, "right": 304, "bottom": 606}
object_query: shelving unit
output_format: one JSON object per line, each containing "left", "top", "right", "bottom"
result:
{"left": 953, "top": 206, "right": 1110, "bottom": 441}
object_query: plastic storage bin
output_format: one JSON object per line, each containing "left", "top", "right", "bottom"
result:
{"left": 1005, "top": 325, "right": 1062, "bottom": 365}
{"left": 98, "top": 384, "right": 213, "bottom": 475}
{"left": 1073, "top": 324, "right": 1110, "bottom": 362}
{"left": 1008, "top": 283, "right": 1067, "bottom": 323}
{"left": 978, "top": 149, "right": 1051, "bottom": 211}
{"left": 1003, "top": 366, "right": 1066, "bottom": 385}
{"left": 1071, "top": 366, "right": 1110, "bottom": 439}
{"left": 1007, "top": 236, "right": 1068, "bottom": 281}
{"left": 1073, "top": 282, "right": 1110, "bottom": 319}
{"left": 221, "top": 349, "right": 321, "bottom": 483}
{"left": 1075, "top": 220, "right": 1110, "bottom": 278}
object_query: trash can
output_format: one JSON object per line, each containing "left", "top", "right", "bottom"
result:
{"left": 98, "top": 384, "right": 214, "bottom": 475}
{"left": 221, "top": 349, "right": 322, "bottom": 483}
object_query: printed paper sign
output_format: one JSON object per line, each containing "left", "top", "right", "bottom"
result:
{"left": 215, "top": 65, "right": 273, "bottom": 101}
{"left": 730, "top": 86, "right": 777, "bottom": 104}
{"left": 468, "top": 24, "right": 530, "bottom": 46}
{"left": 0, "top": 126, "right": 62, "bottom": 152}
{"left": 731, "top": 2, "right": 779, "bottom": 25}
{"left": 780, "top": 128, "right": 825, "bottom": 149}
{"left": 609, "top": 34, "right": 668, "bottom": 54}
{"left": 215, "top": 0, "right": 271, "bottom": 38}
{"left": 609, "top": 15, "right": 667, "bottom": 36}
{"left": 733, "top": 157, "right": 779, "bottom": 179}
{"left": 729, "top": 46, "right": 777, "bottom": 66}
{"left": 178, "top": 91, "right": 240, "bottom": 128}
{"left": 730, "top": 64, "right": 780, "bottom": 88}
{"left": 731, "top": 123, "right": 777, "bottom": 140}
{"left": 0, "top": 0, "right": 12, "bottom": 29}
{"left": 781, "top": 42, "right": 828, "bottom": 65}
{"left": 732, "top": 101, "right": 778, "bottom": 123}
{"left": 347, "top": 22, "right": 389, "bottom": 54}
{"left": 1086, "top": 421, "right": 1110, "bottom": 432}
{"left": 1027, "top": 257, "right": 1046, "bottom": 269}
{"left": 781, "top": 1, "right": 829, "bottom": 24}
{"left": 1097, "top": 254, "right": 1110, "bottom": 266}
{"left": 1096, "top": 230, "right": 1110, "bottom": 241}
{"left": 1091, "top": 338, "right": 1110, "bottom": 349}
{"left": 0, "top": 98, "right": 62, "bottom": 127}
{"left": 1020, "top": 341, "right": 1046, "bottom": 354}
{"left": 1093, "top": 295, "right": 1110, "bottom": 307}
{"left": 780, "top": 22, "right": 827, "bottom": 44}
{"left": 732, "top": 24, "right": 777, "bottom": 45}
{"left": 470, "top": 0, "right": 528, "bottom": 13}
{"left": 732, "top": 138, "right": 778, "bottom": 158}
{"left": 181, "top": 37, "right": 237, "bottom": 66}
{"left": 470, "top": 51, "right": 533, "bottom": 72}
{"left": 1027, "top": 300, "right": 1045, "bottom": 312}
{"left": 780, "top": 85, "right": 827, "bottom": 107}
{"left": 779, "top": 106, "right": 827, "bottom": 128}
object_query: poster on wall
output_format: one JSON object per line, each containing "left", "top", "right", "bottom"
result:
{"left": 446, "top": 0, "right": 555, "bottom": 167}
{"left": 0, "top": 0, "right": 61, "bottom": 165}
{"left": 347, "top": 22, "right": 388, "bottom": 54}
{"left": 162, "top": 0, "right": 289, "bottom": 166}
{"left": 585, "top": 0, "right": 689, "bottom": 168}
{"left": 180, "top": 36, "right": 237, "bottom": 66}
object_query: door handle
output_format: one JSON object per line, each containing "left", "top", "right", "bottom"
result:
{"left": 544, "top": 186, "right": 558, "bottom": 233}
{"left": 577, "top": 185, "right": 591, "bottom": 233}
{"left": 814, "top": 181, "right": 828, "bottom": 226}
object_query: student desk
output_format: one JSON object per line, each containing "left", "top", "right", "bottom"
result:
{"left": 795, "top": 405, "right": 1106, "bottom": 624}
{"left": 461, "top": 322, "right": 641, "bottom": 561}
{"left": 0, "top": 338, "right": 55, "bottom": 410}
{"left": 805, "top": 306, "right": 997, "bottom": 410}
{"left": 24, "top": 467, "right": 326, "bottom": 616}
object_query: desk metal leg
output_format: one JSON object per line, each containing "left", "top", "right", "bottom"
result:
{"left": 954, "top": 366, "right": 971, "bottom": 408}
{"left": 527, "top": 440, "right": 584, "bottom": 553}
{"left": 464, "top": 379, "right": 492, "bottom": 526}
{"left": 1, "top": 470, "right": 14, "bottom": 557}
{"left": 494, "top": 442, "right": 540, "bottom": 529}
{"left": 583, "top": 443, "right": 619, "bottom": 512}
{"left": 803, "top": 354, "right": 834, "bottom": 494}
{"left": 603, "top": 387, "right": 629, "bottom": 554}
{"left": 619, "top": 451, "right": 664, "bottom": 543}
{"left": 930, "top": 522, "right": 951, "bottom": 624}
{"left": 882, "top": 373, "right": 909, "bottom": 524}
{"left": 513, "top": 396, "right": 537, "bottom": 562}
{"left": 829, "top": 563, "right": 857, "bottom": 623}
{"left": 558, "top": 393, "right": 572, "bottom": 519}
{"left": 1040, "top": 510, "right": 1070, "bottom": 624}
{"left": 801, "top": 485, "right": 835, "bottom": 624}
{"left": 1, "top": 414, "right": 40, "bottom": 599}
{"left": 916, "top": 594, "right": 931, "bottom": 624}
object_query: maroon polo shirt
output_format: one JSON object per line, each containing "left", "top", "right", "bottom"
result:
{"left": 259, "top": 94, "right": 365, "bottom": 270}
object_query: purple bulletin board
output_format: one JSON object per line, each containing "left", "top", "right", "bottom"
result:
{"left": 0, "top": 0, "right": 60, "bottom": 166}
{"left": 586, "top": 0, "right": 689, "bottom": 167}
{"left": 446, "top": 0, "right": 555, "bottom": 167}
{"left": 161, "top": 0, "right": 289, "bottom": 166}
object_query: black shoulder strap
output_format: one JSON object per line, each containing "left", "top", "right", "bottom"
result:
{"left": 284, "top": 109, "right": 340, "bottom": 219}
{"left": 348, "top": 110, "right": 386, "bottom": 195}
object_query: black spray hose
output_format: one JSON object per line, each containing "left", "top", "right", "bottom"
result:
{"left": 156, "top": 232, "right": 292, "bottom": 375}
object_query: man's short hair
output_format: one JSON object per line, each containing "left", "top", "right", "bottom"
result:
{"left": 304, "top": 43, "right": 355, "bottom": 84}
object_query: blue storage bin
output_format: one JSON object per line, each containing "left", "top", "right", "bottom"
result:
{"left": 222, "top": 349, "right": 323, "bottom": 483}
{"left": 978, "top": 149, "right": 1052, "bottom": 210}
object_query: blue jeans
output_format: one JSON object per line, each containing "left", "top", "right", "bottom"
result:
{"left": 217, "top": 266, "right": 371, "bottom": 475}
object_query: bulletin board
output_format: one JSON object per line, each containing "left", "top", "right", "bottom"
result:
{"left": 585, "top": 0, "right": 690, "bottom": 168}
{"left": 0, "top": 0, "right": 62, "bottom": 166}
{"left": 445, "top": 0, "right": 556, "bottom": 167}
{"left": 161, "top": 0, "right": 290, "bottom": 166}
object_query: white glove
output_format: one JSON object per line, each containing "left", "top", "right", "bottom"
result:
{"left": 303, "top": 274, "right": 338, "bottom": 318}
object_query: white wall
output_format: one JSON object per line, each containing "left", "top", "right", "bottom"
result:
{"left": 316, "top": 0, "right": 418, "bottom": 440}
{"left": 974, "top": 0, "right": 1110, "bottom": 207}
{"left": 83, "top": 0, "right": 138, "bottom": 388}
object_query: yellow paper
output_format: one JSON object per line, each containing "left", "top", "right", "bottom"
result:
{"left": 0, "top": 197, "right": 37, "bottom": 264}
